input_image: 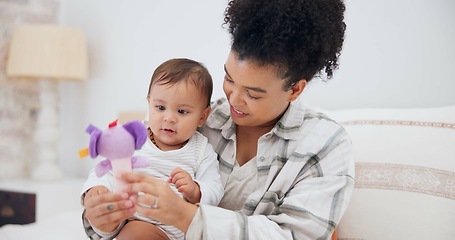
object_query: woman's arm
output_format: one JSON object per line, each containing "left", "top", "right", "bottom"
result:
{"left": 186, "top": 175, "right": 353, "bottom": 239}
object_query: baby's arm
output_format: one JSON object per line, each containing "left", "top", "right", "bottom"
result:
{"left": 169, "top": 167, "right": 201, "bottom": 204}
{"left": 193, "top": 143, "right": 224, "bottom": 206}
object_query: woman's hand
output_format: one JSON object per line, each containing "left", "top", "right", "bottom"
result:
{"left": 83, "top": 186, "right": 136, "bottom": 232}
{"left": 122, "top": 172, "right": 199, "bottom": 233}
{"left": 169, "top": 167, "right": 201, "bottom": 204}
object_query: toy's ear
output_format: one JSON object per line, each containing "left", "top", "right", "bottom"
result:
{"left": 122, "top": 120, "right": 147, "bottom": 149}
{"left": 85, "top": 124, "right": 101, "bottom": 158}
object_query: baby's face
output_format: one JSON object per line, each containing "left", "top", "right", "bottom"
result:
{"left": 147, "top": 80, "right": 209, "bottom": 151}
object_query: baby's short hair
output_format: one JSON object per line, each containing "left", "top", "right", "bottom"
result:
{"left": 147, "top": 58, "right": 213, "bottom": 107}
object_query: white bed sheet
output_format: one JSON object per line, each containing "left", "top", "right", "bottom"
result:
{"left": 0, "top": 178, "right": 87, "bottom": 239}
{"left": 0, "top": 210, "right": 86, "bottom": 240}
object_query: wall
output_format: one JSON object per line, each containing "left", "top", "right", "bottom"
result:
{"left": 303, "top": 0, "right": 455, "bottom": 109}
{"left": 56, "top": 0, "right": 455, "bottom": 177}
{"left": 0, "top": 0, "right": 59, "bottom": 179}
{"left": 59, "top": 0, "right": 232, "bottom": 177}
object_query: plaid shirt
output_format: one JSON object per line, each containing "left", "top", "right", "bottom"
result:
{"left": 82, "top": 98, "right": 354, "bottom": 240}
{"left": 186, "top": 98, "right": 355, "bottom": 240}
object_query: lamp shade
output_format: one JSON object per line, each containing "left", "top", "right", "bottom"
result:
{"left": 6, "top": 24, "right": 88, "bottom": 81}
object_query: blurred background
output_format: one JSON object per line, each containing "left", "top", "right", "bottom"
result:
{"left": 1, "top": 0, "right": 454, "bottom": 179}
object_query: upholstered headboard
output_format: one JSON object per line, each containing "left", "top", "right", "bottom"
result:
{"left": 325, "top": 105, "right": 455, "bottom": 240}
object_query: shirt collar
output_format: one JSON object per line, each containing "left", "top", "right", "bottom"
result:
{"left": 273, "top": 101, "right": 306, "bottom": 140}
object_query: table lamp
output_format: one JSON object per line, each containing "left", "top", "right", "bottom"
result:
{"left": 6, "top": 24, "right": 88, "bottom": 180}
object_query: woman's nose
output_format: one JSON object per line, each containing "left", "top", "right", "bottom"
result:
{"left": 229, "top": 89, "right": 243, "bottom": 106}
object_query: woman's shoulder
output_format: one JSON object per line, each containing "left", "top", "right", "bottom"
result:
{"left": 210, "top": 97, "right": 228, "bottom": 109}
{"left": 277, "top": 102, "right": 346, "bottom": 142}
{"left": 282, "top": 104, "right": 352, "bottom": 160}
{"left": 304, "top": 107, "right": 345, "bottom": 136}
{"left": 205, "top": 97, "right": 232, "bottom": 129}
{"left": 284, "top": 101, "right": 340, "bottom": 127}
{"left": 303, "top": 107, "right": 339, "bottom": 126}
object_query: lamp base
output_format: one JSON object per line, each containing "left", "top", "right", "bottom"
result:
{"left": 31, "top": 162, "right": 63, "bottom": 180}
{"left": 31, "top": 79, "right": 63, "bottom": 181}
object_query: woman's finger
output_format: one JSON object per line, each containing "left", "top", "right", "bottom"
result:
{"left": 100, "top": 199, "right": 134, "bottom": 215}
{"left": 85, "top": 192, "right": 129, "bottom": 208}
{"left": 89, "top": 206, "right": 135, "bottom": 230}
{"left": 121, "top": 172, "right": 153, "bottom": 183}
{"left": 86, "top": 196, "right": 133, "bottom": 220}
{"left": 137, "top": 192, "right": 159, "bottom": 208}
{"left": 135, "top": 200, "right": 158, "bottom": 217}
{"left": 85, "top": 195, "right": 135, "bottom": 231}
{"left": 121, "top": 173, "right": 166, "bottom": 196}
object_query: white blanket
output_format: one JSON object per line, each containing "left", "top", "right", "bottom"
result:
{"left": 0, "top": 210, "right": 86, "bottom": 240}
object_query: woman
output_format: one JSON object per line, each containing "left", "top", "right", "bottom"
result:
{"left": 83, "top": 0, "right": 354, "bottom": 239}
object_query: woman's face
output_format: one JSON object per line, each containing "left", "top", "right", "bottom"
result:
{"left": 223, "top": 51, "right": 298, "bottom": 128}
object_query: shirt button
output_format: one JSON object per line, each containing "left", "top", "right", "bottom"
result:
{"left": 249, "top": 200, "right": 256, "bottom": 205}
{"left": 260, "top": 156, "right": 265, "bottom": 162}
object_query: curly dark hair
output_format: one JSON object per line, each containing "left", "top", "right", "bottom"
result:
{"left": 224, "top": 0, "right": 346, "bottom": 89}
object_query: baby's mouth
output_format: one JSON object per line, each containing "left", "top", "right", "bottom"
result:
{"left": 163, "top": 128, "right": 176, "bottom": 133}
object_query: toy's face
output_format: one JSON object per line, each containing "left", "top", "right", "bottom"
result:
{"left": 147, "top": 81, "right": 210, "bottom": 150}
{"left": 97, "top": 127, "right": 136, "bottom": 159}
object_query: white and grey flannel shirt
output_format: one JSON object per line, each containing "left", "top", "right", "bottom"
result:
{"left": 186, "top": 98, "right": 355, "bottom": 240}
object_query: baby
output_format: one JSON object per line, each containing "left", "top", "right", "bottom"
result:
{"left": 81, "top": 58, "right": 223, "bottom": 240}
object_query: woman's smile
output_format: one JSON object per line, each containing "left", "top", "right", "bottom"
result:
{"left": 230, "top": 105, "right": 248, "bottom": 118}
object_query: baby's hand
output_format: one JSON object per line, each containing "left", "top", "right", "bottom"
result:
{"left": 83, "top": 186, "right": 110, "bottom": 204}
{"left": 169, "top": 167, "right": 201, "bottom": 204}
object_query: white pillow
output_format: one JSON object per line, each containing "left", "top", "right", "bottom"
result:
{"left": 324, "top": 106, "right": 455, "bottom": 240}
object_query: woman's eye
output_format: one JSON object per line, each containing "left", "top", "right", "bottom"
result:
{"left": 156, "top": 105, "right": 165, "bottom": 110}
{"left": 246, "top": 91, "right": 260, "bottom": 100}
{"left": 224, "top": 76, "right": 234, "bottom": 83}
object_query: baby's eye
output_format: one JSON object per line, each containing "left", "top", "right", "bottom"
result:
{"left": 178, "top": 109, "right": 189, "bottom": 114}
{"left": 156, "top": 105, "right": 165, "bottom": 111}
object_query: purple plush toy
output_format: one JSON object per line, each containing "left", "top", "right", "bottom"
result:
{"left": 80, "top": 120, "right": 150, "bottom": 192}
